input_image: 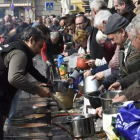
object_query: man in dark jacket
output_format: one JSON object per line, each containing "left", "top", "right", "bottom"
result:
{"left": 49, "top": 18, "right": 61, "bottom": 32}
{"left": 83, "top": 0, "right": 107, "bottom": 77}
{"left": 114, "top": 0, "right": 135, "bottom": 14}
{"left": 99, "top": 14, "right": 140, "bottom": 91}
{"left": 109, "top": 14, "right": 140, "bottom": 102}
{"left": 16, "top": 19, "right": 29, "bottom": 33}
{"left": 75, "top": 15, "right": 92, "bottom": 36}
{"left": 0, "top": 27, "right": 51, "bottom": 139}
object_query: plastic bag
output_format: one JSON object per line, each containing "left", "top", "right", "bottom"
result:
{"left": 103, "top": 113, "right": 120, "bottom": 140}
{"left": 58, "top": 55, "right": 66, "bottom": 76}
{"left": 116, "top": 101, "right": 140, "bottom": 140}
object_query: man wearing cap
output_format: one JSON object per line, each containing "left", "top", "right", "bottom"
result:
{"left": 16, "top": 19, "right": 29, "bottom": 33}
{"left": 95, "top": 13, "right": 140, "bottom": 117}
{"left": 104, "top": 13, "right": 140, "bottom": 81}
{"left": 109, "top": 14, "right": 140, "bottom": 102}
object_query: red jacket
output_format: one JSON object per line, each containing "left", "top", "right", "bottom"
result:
{"left": 41, "top": 37, "right": 64, "bottom": 61}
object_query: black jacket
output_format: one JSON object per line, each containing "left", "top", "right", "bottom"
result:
{"left": 85, "top": 23, "right": 92, "bottom": 36}
{"left": 89, "top": 27, "right": 104, "bottom": 59}
{"left": 0, "top": 40, "right": 48, "bottom": 97}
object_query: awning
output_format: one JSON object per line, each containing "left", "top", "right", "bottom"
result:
{"left": 0, "top": 3, "right": 31, "bottom": 7}
{"left": 0, "top": 4, "right": 10, "bottom": 7}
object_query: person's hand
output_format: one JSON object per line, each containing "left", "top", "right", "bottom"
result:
{"left": 37, "top": 87, "right": 51, "bottom": 98}
{"left": 46, "top": 60, "right": 52, "bottom": 67}
{"left": 84, "top": 70, "right": 92, "bottom": 77}
{"left": 64, "top": 44, "right": 67, "bottom": 51}
{"left": 47, "top": 79, "right": 53, "bottom": 86}
{"left": 67, "top": 78, "right": 74, "bottom": 84}
{"left": 36, "top": 83, "right": 47, "bottom": 87}
{"left": 112, "top": 95, "right": 127, "bottom": 103}
{"left": 62, "top": 52, "right": 68, "bottom": 57}
{"left": 108, "top": 82, "right": 122, "bottom": 91}
{"left": 78, "top": 53, "right": 84, "bottom": 58}
{"left": 92, "top": 72, "right": 104, "bottom": 81}
{"left": 86, "top": 59, "right": 95, "bottom": 68}
{"left": 95, "top": 107, "right": 103, "bottom": 118}
{"left": 98, "top": 85, "right": 105, "bottom": 93}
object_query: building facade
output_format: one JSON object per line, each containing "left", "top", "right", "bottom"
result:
{"left": 70, "top": 0, "right": 90, "bottom": 14}
{"left": 0, "top": 0, "right": 61, "bottom": 21}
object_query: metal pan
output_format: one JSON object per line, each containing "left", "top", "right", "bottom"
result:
{"left": 84, "top": 91, "right": 101, "bottom": 109}
{"left": 7, "top": 123, "right": 52, "bottom": 136}
{"left": 9, "top": 114, "right": 48, "bottom": 123}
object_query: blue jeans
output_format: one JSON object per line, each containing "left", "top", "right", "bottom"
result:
{"left": 7, "top": 90, "right": 21, "bottom": 123}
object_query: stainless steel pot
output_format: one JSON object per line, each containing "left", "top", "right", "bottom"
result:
{"left": 62, "top": 114, "right": 98, "bottom": 138}
{"left": 84, "top": 76, "right": 101, "bottom": 94}
{"left": 103, "top": 102, "right": 124, "bottom": 115}
{"left": 99, "top": 90, "right": 122, "bottom": 111}
{"left": 53, "top": 80, "right": 69, "bottom": 93}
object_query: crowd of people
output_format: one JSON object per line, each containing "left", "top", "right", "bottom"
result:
{"left": 0, "top": 0, "right": 140, "bottom": 139}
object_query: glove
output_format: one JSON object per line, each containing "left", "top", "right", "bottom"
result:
{"left": 46, "top": 60, "right": 52, "bottom": 66}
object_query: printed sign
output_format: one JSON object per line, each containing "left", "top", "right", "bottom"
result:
{"left": 46, "top": 2, "right": 54, "bottom": 11}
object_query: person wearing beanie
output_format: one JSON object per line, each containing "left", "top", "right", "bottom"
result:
{"left": 95, "top": 13, "right": 140, "bottom": 118}
{"left": 105, "top": 13, "right": 140, "bottom": 90}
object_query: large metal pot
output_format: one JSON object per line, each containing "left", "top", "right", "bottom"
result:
{"left": 62, "top": 114, "right": 98, "bottom": 138}
{"left": 53, "top": 80, "right": 69, "bottom": 93}
{"left": 84, "top": 76, "right": 101, "bottom": 94}
{"left": 84, "top": 91, "right": 101, "bottom": 109}
{"left": 99, "top": 90, "right": 122, "bottom": 111}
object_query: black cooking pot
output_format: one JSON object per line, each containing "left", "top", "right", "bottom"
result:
{"left": 84, "top": 91, "right": 101, "bottom": 109}
{"left": 53, "top": 80, "right": 69, "bottom": 93}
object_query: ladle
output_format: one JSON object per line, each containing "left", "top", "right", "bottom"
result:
{"left": 49, "top": 93, "right": 72, "bottom": 117}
